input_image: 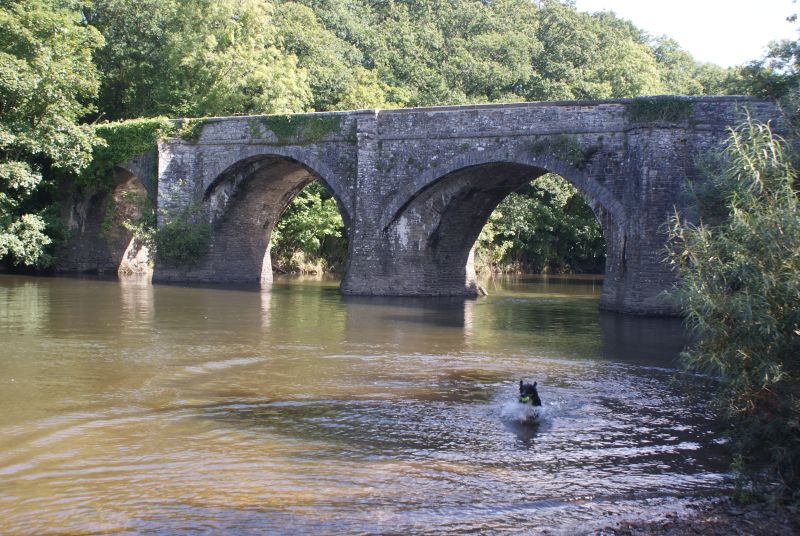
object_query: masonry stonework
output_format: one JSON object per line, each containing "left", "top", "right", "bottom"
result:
{"left": 119, "top": 96, "right": 779, "bottom": 315}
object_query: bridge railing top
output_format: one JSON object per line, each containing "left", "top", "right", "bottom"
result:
{"left": 374, "top": 95, "right": 764, "bottom": 115}
{"left": 167, "top": 95, "right": 767, "bottom": 124}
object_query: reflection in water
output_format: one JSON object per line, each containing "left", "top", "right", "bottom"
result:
{"left": 0, "top": 278, "right": 49, "bottom": 334}
{"left": 599, "top": 311, "right": 689, "bottom": 366}
{"left": 260, "top": 289, "right": 271, "bottom": 330}
{"left": 342, "top": 295, "right": 474, "bottom": 351}
{"left": 503, "top": 419, "right": 541, "bottom": 448}
{"left": 0, "top": 274, "right": 723, "bottom": 534}
{"left": 119, "top": 274, "right": 154, "bottom": 326}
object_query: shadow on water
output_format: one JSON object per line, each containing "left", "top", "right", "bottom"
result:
{"left": 341, "top": 294, "right": 474, "bottom": 329}
{"left": 198, "top": 396, "right": 500, "bottom": 456}
{"left": 598, "top": 311, "right": 689, "bottom": 367}
{"left": 340, "top": 294, "right": 477, "bottom": 348}
{"left": 503, "top": 419, "right": 541, "bottom": 448}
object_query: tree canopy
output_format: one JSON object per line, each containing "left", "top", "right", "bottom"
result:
{"left": 85, "top": 0, "right": 735, "bottom": 120}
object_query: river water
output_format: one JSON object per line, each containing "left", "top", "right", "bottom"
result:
{"left": 0, "top": 274, "right": 727, "bottom": 534}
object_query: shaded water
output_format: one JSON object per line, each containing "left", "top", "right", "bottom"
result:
{"left": 0, "top": 274, "right": 725, "bottom": 534}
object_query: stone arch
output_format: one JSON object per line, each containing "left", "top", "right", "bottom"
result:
{"left": 382, "top": 148, "right": 625, "bottom": 231}
{"left": 195, "top": 153, "right": 351, "bottom": 287}
{"left": 56, "top": 162, "right": 154, "bottom": 276}
{"left": 109, "top": 166, "right": 154, "bottom": 275}
{"left": 200, "top": 145, "right": 352, "bottom": 224}
{"left": 369, "top": 148, "right": 626, "bottom": 298}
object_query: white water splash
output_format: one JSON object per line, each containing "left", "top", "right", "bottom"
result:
{"left": 500, "top": 398, "right": 547, "bottom": 424}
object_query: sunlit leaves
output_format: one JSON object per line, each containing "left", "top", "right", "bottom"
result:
{"left": 0, "top": 213, "right": 51, "bottom": 266}
{"left": 89, "top": 0, "right": 312, "bottom": 118}
{"left": 0, "top": 0, "right": 102, "bottom": 266}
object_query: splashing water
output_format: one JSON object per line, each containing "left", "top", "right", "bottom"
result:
{"left": 500, "top": 395, "right": 547, "bottom": 423}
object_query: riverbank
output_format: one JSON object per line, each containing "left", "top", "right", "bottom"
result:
{"left": 594, "top": 497, "right": 799, "bottom": 535}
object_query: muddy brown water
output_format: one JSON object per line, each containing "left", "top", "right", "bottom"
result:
{"left": 0, "top": 274, "right": 727, "bottom": 534}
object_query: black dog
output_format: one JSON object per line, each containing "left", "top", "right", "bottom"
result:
{"left": 519, "top": 380, "right": 542, "bottom": 406}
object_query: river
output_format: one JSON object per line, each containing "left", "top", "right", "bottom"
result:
{"left": 0, "top": 274, "right": 728, "bottom": 534}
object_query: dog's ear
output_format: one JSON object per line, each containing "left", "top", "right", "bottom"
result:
{"left": 533, "top": 382, "right": 537, "bottom": 388}
{"left": 519, "top": 380, "right": 523, "bottom": 392}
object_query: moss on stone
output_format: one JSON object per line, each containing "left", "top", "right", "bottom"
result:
{"left": 625, "top": 97, "right": 693, "bottom": 124}
{"left": 75, "top": 117, "right": 174, "bottom": 193}
{"left": 248, "top": 118, "right": 263, "bottom": 140}
{"left": 177, "top": 118, "right": 209, "bottom": 143}
{"left": 407, "top": 155, "right": 423, "bottom": 171}
{"left": 154, "top": 203, "right": 211, "bottom": 266}
{"left": 253, "top": 114, "right": 342, "bottom": 145}
{"left": 531, "top": 134, "right": 597, "bottom": 170}
{"left": 100, "top": 196, "right": 116, "bottom": 240}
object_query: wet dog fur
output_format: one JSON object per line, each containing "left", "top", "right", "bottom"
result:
{"left": 519, "top": 380, "right": 542, "bottom": 406}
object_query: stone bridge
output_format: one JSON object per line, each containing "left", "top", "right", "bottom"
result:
{"left": 142, "top": 96, "right": 779, "bottom": 315}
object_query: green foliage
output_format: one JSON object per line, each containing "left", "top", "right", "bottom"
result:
{"left": 153, "top": 204, "right": 211, "bottom": 266}
{"left": 94, "top": 118, "right": 175, "bottom": 162}
{"left": 727, "top": 36, "right": 800, "bottom": 140}
{"left": 667, "top": 121, "right": 800, "bottom": 499}
{"left": 531, "top": 134, "right": 597, "bottom": 169}
{"left": 86, "top": 0, "right": 730, "bottom": 121}
{"left": 475, "top": 217, "right": 513, "bottom": 272}
{"left": 291, "top": 0, "right": 694, "bottom": 106}
{"left": 271, "top": 182, "right": 347, "bottom": 272}
{"left": 527, "top": 4, "right": 663, "bottom": 101}
{"left": 625, "top": 96, "right": 694, "bottom": 124}
{"left": 176, "top": 118, "right": 207, "bottom": 143}
{"left": 74, "top": 118, "right": 174, "bottom": 192}
{"left": 0, "top": 213, "right": 51, "bottom": 267}
{"left": 121, "top": 191, "right": 156, "bottom": 249}
{"left": 475, "top": 174, "right": 606, "bottom": 274}
{"left": 0, "top": 0, "right": 103, "bottom": 267}
{"left": 100, "top": 197, "right": 116, "bottom": 238}
{"left": 730, "top": 37, "right": 800, "bottom": 100}
{"left": 652, "top": 37, "right": 731, "bottom": 96}
{"left": 86, "top": 0, "right": 311, "bottom": 119}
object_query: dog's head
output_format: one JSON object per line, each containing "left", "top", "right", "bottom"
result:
{"left": 519, "top": 380, "right": 542, "bottom": 406}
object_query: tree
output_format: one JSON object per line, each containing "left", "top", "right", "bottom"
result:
{"left": 477, "top": 175, "right": 606, "bottom": 274}
{"left": 87, "top": 0, "right": 311, "bottom": 118}
{"left": 651, "top": 37, "right": 732, "bottom": 96}
{"left": 0, "top": 0, "right": 102, "bottom": 266}
{"left": 525, "top": 3, "right": 663, "bottom": 100}
{"left": 270, "top": 182, "right": 347, "bottom": 272}
{"left": 273, "top": 2, "right": 407, "bottom": 111}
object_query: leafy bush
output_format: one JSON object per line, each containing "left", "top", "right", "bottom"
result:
{"left": 121, "top": 191, "right": 156, "bottom": 247}
{"left": 75, "top": 118, "right": 175, "bottom": 193}
{"left": 667, "top": 120, "right": 800, "bottom": 499}
{"left": 0, "top": 0, "right": 102, "bottom": 267}
{"left": 625, "top": 96, "right": 693, "bottom": 123}
{"left": 153, "top": 205, "right": 211, "bottom": 266}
